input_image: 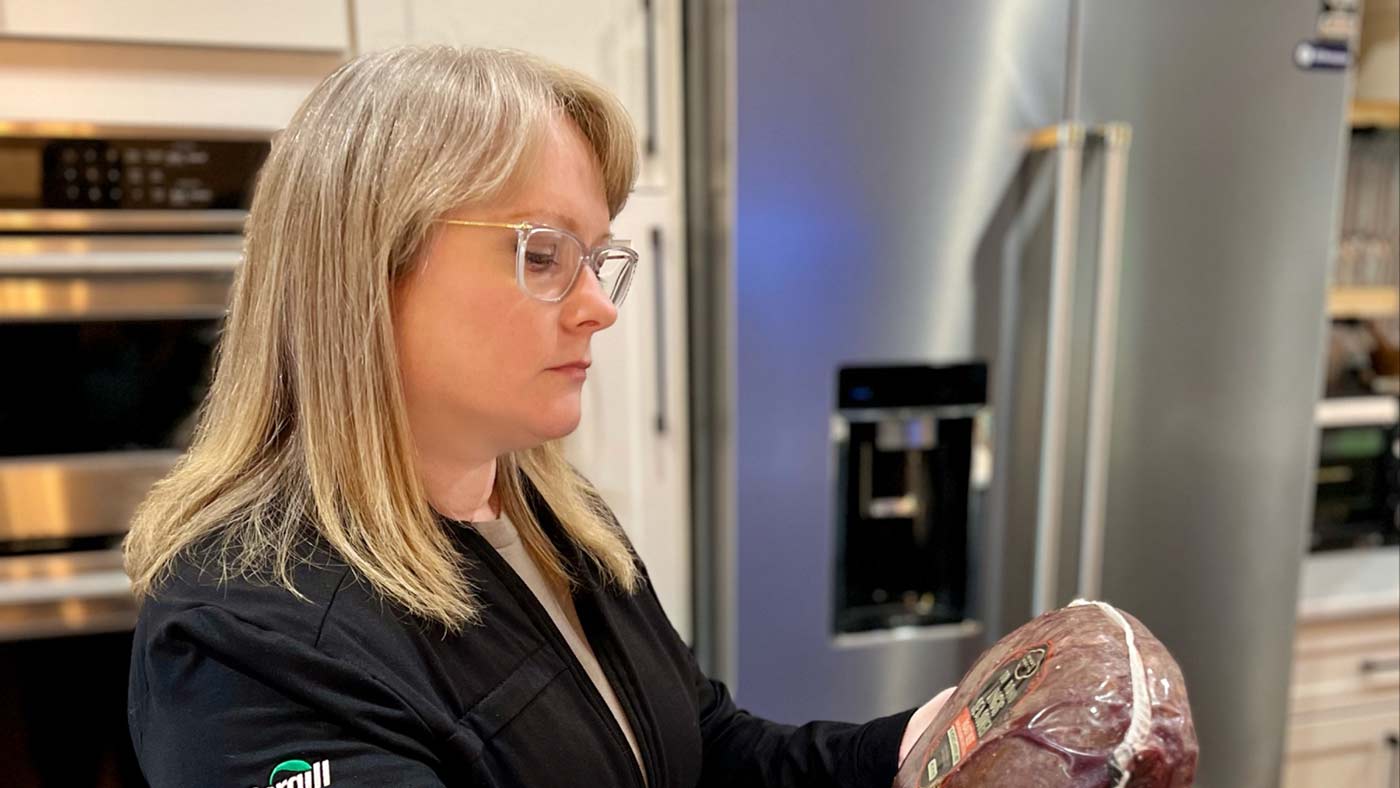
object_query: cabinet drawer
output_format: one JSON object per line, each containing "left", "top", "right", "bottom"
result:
{"left": 1291, "top": 611, "right": 1400, "bottom": 715}
{"left": 1283, "top": 704, "right": 1400, "bottom": 788}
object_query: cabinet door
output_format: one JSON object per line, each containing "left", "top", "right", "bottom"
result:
{"left": 0, "top": 0, "right": 349, "bottom": 51}
{"left": 1283, "top": 706, "right": 1400, "bottom": 788}
{"left": 352, "top": 0, "right": 675, "bottom": 187}
{"left": 563, "top": 191, "right": 690, "bottom": 640}
{"left": 352, "top": 0, "right": 689, "bottom": 635}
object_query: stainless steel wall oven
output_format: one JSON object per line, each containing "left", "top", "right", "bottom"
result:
{"left": 0, "top": 122, "right": 267, "bottom": 786}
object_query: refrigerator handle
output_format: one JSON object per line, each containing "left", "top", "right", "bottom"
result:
{"left": 1077, "top": 124, "right": 1133, "bottom": 601}
{"left": 1029, "top": 123, "right": 1086, "bottom": 617}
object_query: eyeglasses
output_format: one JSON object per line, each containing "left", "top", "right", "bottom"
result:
{"left": 435, "top": 219, "right": 638, "bottom": 307}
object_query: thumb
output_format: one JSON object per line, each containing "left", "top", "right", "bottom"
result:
{"left": 899, "top": 685, "right": 958, "bottom": 767}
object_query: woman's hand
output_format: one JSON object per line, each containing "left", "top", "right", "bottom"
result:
{"left": 898, "top": 686, "right": 957, "bottom": 766}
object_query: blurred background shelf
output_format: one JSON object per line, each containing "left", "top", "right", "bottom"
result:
{"left": 1315, "top": 395, "right": 1400, "bottom": 428}
{"left": 1349, "top": 100, "right": 1400, "bottom": 129}
{"left": 1329, "top": 286, "right": 1400, "bottom": 319}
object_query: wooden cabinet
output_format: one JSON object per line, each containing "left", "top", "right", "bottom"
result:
{"left": 1285, "top": 711, "right": 1398, "bottom": 788}
{"left": 1284, "top": 609, "right": 1400, "bottom": 788}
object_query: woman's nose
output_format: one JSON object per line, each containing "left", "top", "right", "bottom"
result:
{"left": 563, "top": 266, "right": 619, "bottom": 331}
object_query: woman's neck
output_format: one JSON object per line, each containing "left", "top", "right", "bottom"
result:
{"left": 419, "top": 453, "right": 500, "bottom": 522}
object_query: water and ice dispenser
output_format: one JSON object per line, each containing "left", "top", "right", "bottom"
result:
{"left": 832, "top": 363, "right": 986, "bottom": 634}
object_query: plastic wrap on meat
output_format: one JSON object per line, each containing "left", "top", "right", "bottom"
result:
{"left": 893, "top": 600, "right": 1197, "bottom": 788}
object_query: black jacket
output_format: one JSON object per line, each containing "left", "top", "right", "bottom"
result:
{"left": 128, "top": 488, "right": 915, "bottom": 787}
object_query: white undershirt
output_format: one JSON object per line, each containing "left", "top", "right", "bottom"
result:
{"left": 468, "top": 515, "right": 647, "bottom": 783}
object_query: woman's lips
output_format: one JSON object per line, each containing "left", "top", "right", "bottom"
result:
{"left": 548, "top": 361, "right": 590, "bottom": 380}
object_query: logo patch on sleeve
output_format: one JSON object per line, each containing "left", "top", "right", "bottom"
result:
{"left": 259, "top": 758, "right": 330, "bottom": 788}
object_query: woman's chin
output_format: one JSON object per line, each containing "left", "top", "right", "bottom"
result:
{"left": 531, "top": 405, "right": 583, "bottom": 443}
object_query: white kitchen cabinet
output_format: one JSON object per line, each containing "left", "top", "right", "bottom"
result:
{"left": 564, "top": 189, "right": 690, "bottom": 641}
{"left": 0, "top": 0, "right": 348, "bottom": 129}
{"left": 1284, "top": 608, "right": 1400, "bottom": 787}
{"left": 0, "top": 0, "right": 349, "bottom": 51}
{"left": 351, "top": 0, "right": 682, "bottom": 189}
{"left": 0, "top": 39, "right": 342, "bottom": 130}
{"left": 352, "top": 0, "right": 692, "bottom": 640}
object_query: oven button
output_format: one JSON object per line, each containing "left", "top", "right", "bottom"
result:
{"left": 109, "top": 186, "right": 123, "bottom": 200}
{"left": 151, "top": 186, "right": 166, "bottom": 203}
{"left": 123, "top": 148, "right": 141, "bottom": 165}
{"left": 144, "top": 149, "right": 163, "bottom": 164}
{"left": 87, "top": 186, "right": 102, "bottom": 202}
{"left": 83, "top": 148, "right": 98, "bottom": 163}
{"left": 107, "top": 168, "right": 120, "bottom": 183}
{"left": 66, "top": 185, "right": 80, "bottom": 200}
{"left": 127, "top": 169, "right": 144, "bottom": 185}
{"left": 62, "top": 148, "right": 79, "bottom": 164}
{"left": 131, "top": 187, "right": 145, "bottom": 201}
{"left": 63, "top": 168, "right": 78, "bottom": 181}
{"left": 105, "top": 148, "right": 120, "bottom": 163}
{"left": 170, "top": 188, "right": 188, "bottom": 206}
{"left": 149, "top": 169, "right": 165, "bottom": 184}
{"left": 85, "top": 166, "right": 100, "bottom": 182}
{"left": 188, "top": 150, "right": 209, "bottom": 165}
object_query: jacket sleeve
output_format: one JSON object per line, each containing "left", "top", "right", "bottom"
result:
{"left": 691, "top": 652, "right": 916, "bottom": 788}
{"left": 586, "top": 476, "right": 918, "bottom": 788}
{"left": 129, "top": 602, "right": 451, "bottom": 788}
{"left": 630, "top": 563, "right": 915, "bottom": 788}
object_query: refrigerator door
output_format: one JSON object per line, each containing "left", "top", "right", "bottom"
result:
{"left": 1066, "top": 3, "right": 1347, "bottom": 787}
{"left": 730, "top": 0, "right": 1072, "bottom": 723}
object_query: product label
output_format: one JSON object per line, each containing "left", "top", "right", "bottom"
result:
{"left": 916, "top": 643, "right": 1052, "bottom": 788}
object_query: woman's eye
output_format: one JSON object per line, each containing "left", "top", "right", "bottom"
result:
{"left": 525, "top": 251, "right": 559, "bottom": 270}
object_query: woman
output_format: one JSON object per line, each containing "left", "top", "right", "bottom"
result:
{"left": 124, "top": 45, "right": 948, "bottom": 787}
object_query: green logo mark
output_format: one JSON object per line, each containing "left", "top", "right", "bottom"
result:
{"left": 269, "top": 760, "right": 314, "bottom": 782}
{"left": 263, "top": 758, "right": 330, "bottom": 787}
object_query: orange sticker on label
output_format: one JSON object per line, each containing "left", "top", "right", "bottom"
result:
{"left": 952, "top": 708, "right": 978, "bottom": 753}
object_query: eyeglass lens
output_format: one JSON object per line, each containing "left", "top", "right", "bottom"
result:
{"left": 522, "top": 228, "right": 635, "bottom": 305}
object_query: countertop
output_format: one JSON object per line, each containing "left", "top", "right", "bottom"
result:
{"left": 1297, "top": 545, "right": 1400, "bottom": 621}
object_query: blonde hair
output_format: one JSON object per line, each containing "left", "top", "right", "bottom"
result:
{"left": 123, "top": 45, "right": 640, "bottom": 630}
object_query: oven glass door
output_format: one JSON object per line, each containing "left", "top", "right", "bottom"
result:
{"left": 0, "top": 266, "right": 231, "bottom": 547}
{"left": 1, "top": 317, "right": 219, "bottom": 456}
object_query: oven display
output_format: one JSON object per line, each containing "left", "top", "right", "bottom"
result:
{"left": 0, "top": 133, "right": 268, "bottom": 211}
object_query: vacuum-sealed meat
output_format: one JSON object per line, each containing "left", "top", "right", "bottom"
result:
{"left": 894, "top": 600, "right": 1197, "bottom": 788}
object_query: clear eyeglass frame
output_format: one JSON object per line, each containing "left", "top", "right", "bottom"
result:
{"left": 435, "top": 219, "right": 639, "bottom": 307}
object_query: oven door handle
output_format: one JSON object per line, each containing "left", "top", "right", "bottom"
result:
{"left": 0, "top": 551, "right": 138, "bottom": 641}
{"left": 0, "top": 570, "right": 132, "bottom": 605}
{"left": 0, "top": 233, "right": 243, "bottom": 274}
{"left": 0, "top": 233, "right": 239, "bottom": 319}
{"left": 0, "top": 269, "right": 232, "bottom": 320}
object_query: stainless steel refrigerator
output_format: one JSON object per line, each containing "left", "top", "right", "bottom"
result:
{"left": 686, "top": 2, "right": 1351, "bottom": 787}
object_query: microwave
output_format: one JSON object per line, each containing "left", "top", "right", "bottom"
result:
{"left": 1312, "top": 396, "right": 1400, "bottom": 552}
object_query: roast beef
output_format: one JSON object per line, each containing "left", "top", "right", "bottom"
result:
{"left": 893, "top": 600, "right": 1197, "bottom": 788}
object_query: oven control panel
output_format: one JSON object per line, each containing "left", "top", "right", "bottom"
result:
{"left": 0, "top": 131, "right": 269, "bottom": 211}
